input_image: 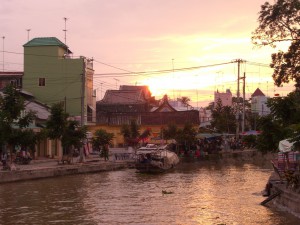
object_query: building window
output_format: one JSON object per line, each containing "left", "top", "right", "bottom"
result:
{"left": 39, "top": 78, "right": 46, "bottom": 86}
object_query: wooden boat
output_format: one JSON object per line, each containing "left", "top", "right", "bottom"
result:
{"left": 135, "top": 144, "right": 179, "bottom": 173}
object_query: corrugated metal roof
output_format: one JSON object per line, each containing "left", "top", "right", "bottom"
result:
{"left": 25, "top": 100, "right": 50, "bottom": 120}
{"left": 23, "top": 37, "right": 67, "bottom": 48}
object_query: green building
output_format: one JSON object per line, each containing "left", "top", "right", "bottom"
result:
{"left": 23, "top": 37, "right": 95, "bottom": 125}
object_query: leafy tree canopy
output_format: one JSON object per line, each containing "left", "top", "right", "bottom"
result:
{"left": 46, "top": 102, "right": 69, "bottom": 140}
{"left": 210, "top": 99, "right": 236, "bottom": 133}
{"left": 0, "top": 85, "right": 36, "bottom": 149}
{"left": 92, "top": 129, "right": 114, "bottom": 151}
{"left": 252, "top": 0, "right": 300, "bottom": 89}
{"left": 120, "top": 120, "right": 140, "bottom": 146}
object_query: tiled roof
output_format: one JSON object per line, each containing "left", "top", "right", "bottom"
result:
{"left": 99, "top": 90, "right": 147, "bottom": 104}
{"left": 119, "top": 85, "right": 151, "bottom": 99}
{"left": 252, "top": 88, "right": 265, "bottom": 97}
{"left": 153, "top": 94, "right": 176, "bottom": 112}
{"left": 23, "top": 37, "right": 68, "bottom": 49}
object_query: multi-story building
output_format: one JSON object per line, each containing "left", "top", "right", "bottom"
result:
{"left": 251, "top": 88, "right": 270, "bottom": 116}
{"left": 23, "top": 37, "right": 96, "bottom": 125}
{"left": 214, "top": 89, "right": 232, "bottom": 107}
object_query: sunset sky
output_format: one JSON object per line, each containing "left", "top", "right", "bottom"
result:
{"left": 0, "top": 0, "right": 295, "bottom": 107}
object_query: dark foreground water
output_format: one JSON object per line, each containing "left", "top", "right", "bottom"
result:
{"left": 0, "top": 158, "right": 300, "bottom": 225}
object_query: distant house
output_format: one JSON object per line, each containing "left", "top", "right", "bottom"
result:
{"left": 251, "top": 88, "right": 270, "bottom": 116}
{"left": 0, "top": 71, "right": 23, "bottom": 90}
{"left": 214, "top": 89, "right": 232, "bottom": 107}
{"left": 0, "top": 90, "right": 51, "bottom": 158}
{"left": 92, "top": 94, "right": 199, "bottom": 147}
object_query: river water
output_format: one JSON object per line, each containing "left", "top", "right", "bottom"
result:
{"left": 0, "top": 157, "right": 300, "bottom": 225}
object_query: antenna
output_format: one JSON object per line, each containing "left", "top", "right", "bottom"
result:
{"left": 26, "top": 29, "right": 31, "bottom": 41}
{"left": 63, "top": 17, "right": 68, "bottom": 46}
{"left": 114, "top": 78, "right": 119, "bottom": 89}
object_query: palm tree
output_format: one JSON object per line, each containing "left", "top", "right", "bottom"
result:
{"left": 178, "top": 96, "right": 191, "bottom": 109}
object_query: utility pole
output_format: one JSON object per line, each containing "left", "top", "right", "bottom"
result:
{"left": 100, "top": 82, "right": 103, "bottom": 99}
{"left": 113, "top": 78, "right": 119, "bottom": 89}
{"left": 81, "top": 61, "right": 86, "bottom": 126}
{"left": 80, "top": 59, "right": 86, "bottom": 163}
{"left": 241, "top": 72, "right": 246, "bottom": 133}
{"left": 235, "top": 59, "right": 245, "bottom": 140}
{"left": 172, "top": 58, "right": 175, "bottom": 100}
{"left": 2, "top": 36, "right": 5, "bottom": 71}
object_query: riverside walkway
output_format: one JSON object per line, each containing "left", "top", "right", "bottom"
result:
{"left": 0, "top": 149, "right": 133, "bottom": 184}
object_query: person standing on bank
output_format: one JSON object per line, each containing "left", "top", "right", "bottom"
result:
{"left": 103, "top": 144, "right": 109, "bottom": 161}
{"left": 1, "top": 152, "right": 7, "bottom": 169}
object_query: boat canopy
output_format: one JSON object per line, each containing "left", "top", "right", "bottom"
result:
{"left": 278, "top": 139, "right": 295, "bottom": 153}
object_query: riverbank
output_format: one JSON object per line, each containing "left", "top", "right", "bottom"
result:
{"left": 0, "top": 148, "right": 268, "bottom": 184}
{"left": 0, "top": 150, "right": 133, "bottom": 184}
{"left": 263, "top": 172, "right": 300, "bottom": 219}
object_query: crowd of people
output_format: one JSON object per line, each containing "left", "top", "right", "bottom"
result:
{"left": 177, "top": 136, "right": 246, "bottom": 159}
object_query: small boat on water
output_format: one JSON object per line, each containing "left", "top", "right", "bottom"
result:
{"left": 135, "top": 144, "right": 179, "bottom": 173}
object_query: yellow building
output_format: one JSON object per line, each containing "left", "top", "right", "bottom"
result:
{"left": 91, "top": 90, "right": 199, "bottom": 147}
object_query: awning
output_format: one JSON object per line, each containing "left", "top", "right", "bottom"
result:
{"left": 87, "top": 105, "right": 95, "bottom": 111}
{"left": 196, "top": 133, "right": 222, "bottom": 139}
{"left": 241, "top": 130, "right": 261, "bottom": 136}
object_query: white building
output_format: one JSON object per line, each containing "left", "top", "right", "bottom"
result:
{"left": 251, "top": 88, "right": 270, "bottom": 116}
{"left": 199, "top": 107, "right": 212, "bottom": 127}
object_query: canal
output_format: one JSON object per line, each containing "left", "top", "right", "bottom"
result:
{"left": 0, "top": 157, "right": 299, "bottom": 225}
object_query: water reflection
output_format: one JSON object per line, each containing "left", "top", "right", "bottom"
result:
{"left": 0, "top": 160, "right": 299, "bottom": 225}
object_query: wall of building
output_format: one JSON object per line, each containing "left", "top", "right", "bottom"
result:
{"left": 23, "top": 45, "right": 85, "bottom": 118}
{"left": 251, "top": 96, "right": 270, "bottom": 116}
{"left": 214, "top": 90, "right": 232, "bottom": 107}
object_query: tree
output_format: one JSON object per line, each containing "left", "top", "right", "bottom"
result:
{"left": 92, "top": 129, "right": 114, "bottom": 152}
{"left": 46, "top": 102, "right": 68, "bottom": 157}
{"left": 256, "top": 115, "right": 284, "bottom": 153}
{"left": 46, "top": 102, "right": 87, "bottom": 157}
{"left": 267, "top": 91, "right": 300, "bottom": 147}
{"left": 268, "top": 91, "right": 300, "bottom": 125}
{"left": 120, "top": 120, "right": 140, "bottom": 147}
{"left": 178, "top": 96, "right": 191, "bottom": 109}
{"left": 252, "top": 0, "right": 300, "bottom": 89}
{"left": 0, "top": 85, "right": 35, "bottom": 163}
{"left": 163, "top": 123, "right": 178, "bottom": 140}
{"left": 139, "top": 128, "right": 152, "bottom": 144}
{"left": 175, "top": 123, "right": 197, "bottom": 151}
{"left": 253, "top": 91, "right": 300, "bottom": 152}
{"left": 210, "top": 99, "right": 236, "bottom": 133}
{"left": 61, "top": 120, "right": 87, "bottom": 154}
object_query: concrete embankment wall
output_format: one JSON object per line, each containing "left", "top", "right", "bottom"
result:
{"left": 0, "top": 162, "right": 128, "bottom": 184}
{"left": 270, "top": 183, "right": 300, "bottom": 218}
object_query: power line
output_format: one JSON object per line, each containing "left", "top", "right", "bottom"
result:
{"left": 93, "top": 61, "right": 235, "bottom": 77}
